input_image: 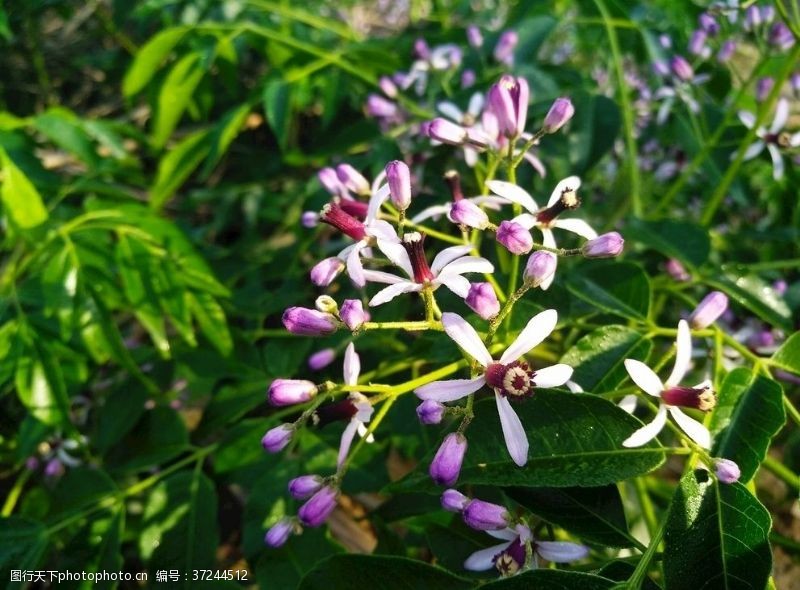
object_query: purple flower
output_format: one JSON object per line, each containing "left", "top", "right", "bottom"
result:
{"left": 282, "top": 307, "right": 338, "bottom": 336}
{"left": 441, "top": 489, "right": 469, "bottom": 512}
{"left": 738, "top": 98, "right": 800, "bottom": 180}
{"left": 336, "top": 164, "right": 370, "bottom": 196}
{"left": 318, "top": 167, "right": 347, "bottom": 197}
{"left": 494, "top": 31, "right": 518, "bottom": 65}
{"left": 689, "top": 291, "right": 729, "bottom": 329}
{"left": 466, "top": 25, "right": 483, "bottom": 48}
{"left": 426, "top": 117, "right": 469, "bottom": 144}
{"left": 298, "top": 486, "right": 339, "bottom": 527}
{"left": 466, "top": 283, "right": 500, "bottom": 320}
{"left": 582, "top": 232, "right": 624, "bottom": 258}
{"left": 414, "top": 37, "right": 431, "bottom": 60}
{"left": 689, "top": 30, "right": 708, "bottom": 56}
{"left": 715, "top": 458, "right": 741, "bottom": 484}
{"left": 265, "top": 518, "right": 294, "bottom": 547}
{"left": 301, "top": 211, "right": 319, "bottom": 228}
{"left": 523, "top": 251, "right": 557, "bottom": 288}
{"left": 653, "top": 60, "right": 670, "bottom": 77}
{"left": 269, "top": 379, "right": 317, "bottom": 406}
{"left": 44, "top": 459, "right": 65, "bottom": 478}
{"left": 449, "top": 200, "right": 489, "bottom": 229}
{"left": 310, "top": 258, "right": 344, "bottom": 287}
{"left": 461, "top": 69, "right": 476, "bottom": 89}
{"left": 334, "top": 344, "right": 374, "bottom": 467}
{"left": 756, "top": 77, "right": 774, "bottom": 102}
{"left": 366, "top": 94, "right": 399, "bottom": 119}
{"left": 340, "top": 299, "right": 367, "bottom": 331}
{"left": 718, "top": 40, "right": 736, "bottom": 63}
{"left": 430, "top": 433, "right": 468, "bottom": 486}
{"left": 745, "top": 5, "right": 761, "bottom": 30}
{"left": 496, "top": 221, "right": 533, "bottom": 255}
{"left": 792, "top": 72, "right": 800, "bottom": 96}
{"left": 385, "top": 160, "right": 412, "bottom": 210}
{"left": 699, "top": 13, "right": 720, "bottom": 35}
{"left": 488, "top": 75, "right": 529, "bottom": 138}
{"left": 543, "top": 98, "right": 575, "bottom": 133}
{"left": 665, "top": 259, "right": 691, "bottom": 282}
{"left": 670, "top": 56, "right": 694, "bottom": 82}
{"left": 417, "top": 400, "right": 445, "bottom": 425}
{"left": 289, "top": 475, "right": 324, "bottom": 499}
{"left": 463, "top": 499, "right": 510, "bottom": 531}
{"left": 262, "top": 424, "right": 293, "bottom": 453}
{"left": 378, "top": 76, "right": 398, "bottom": 98}
{"left": 308, "top": 348, "right": 336, "bottom": 371}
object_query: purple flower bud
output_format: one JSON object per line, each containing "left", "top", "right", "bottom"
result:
{"left": 543, "top": 97, "right": 575, "bottom": 134}
{"left": 462, "top": 71, "right": 477, "bottom": 90}
{"left": 493, "top": 30, "right": 518, "bottom": 65}
{"left": 301, "top": 211, "right": 319, "bottom": 228}
{"left": 385, "top": 160, "right": 412, "bottom": 210}
{"left": 308, "top": 348, "right": 336, "bottom": 371}
{"left": 774, "top": 279, "right": 788, "bottom": 295}
{"left": 289, "top": 475, "right": 324, "bottom": 499}
{"left": 426, "top": 118, "right": 469, "bottom": 145}
{"left": 44, "top": 459, "right": 65, "bottom": 478}
{"left": 582, "top": 232, "right": 624, "bottom": 258}
{"left": 429, "top": 433, "right": 467, "bottom": 486}
{"left": 699, "top": 13, "right": 719, "bottom": 35}
{"left": 366, "top": 94, "right": 399, "bottom": 119}
{"left": 467, "top": 25, "right": 483, "bottom": 48}
{"left": 496, "top": 221, "right": 533, "bottom": 255}
{"left": 748, "top": 330, "right": 775, "bottom": 351}
{"left": 659, "top": 34, "right": 672, "bottom": 49}
{"left": 714, "top": 458, "right": 741, "bottom": 484}
{"left": 269, "top": 379, "right": 317, "bottom": 406}
{"left": 25, "top": 456, "right": 40, "bottom": 471}
{"left": 745, "top": 5, "right": 761, "bottom": 30}
{"left": 523, "top": 251, "right": 557, "bottom": 287}
{"left": 441, "top": 489, "right": 469, "bottom": 512}
{"left": 462, "top": 499, "right": 510, "bottom": 531}
{"left": 671, "top": 56, "right": 694, "bottom": 82}
{"left": 417, "top": 400, "right": 445, "bottom": 425}
{"left": 414, "top": 38, "right": 431, "bottom": 60}
{"left": 465, "top": 282, "right": 500, "bottom": 320}
{"left": 298, "top": 486, "right": 338, "bottom": 527}
{"left": 340, "top": 299, "right": 367, "bottom": 331}
{"left": 336, "top": 164, "right": 370, "bottom": 196}
{"left": 318, "top": 167, "right": 346, "bottom": 196}
{"left": 262, "top": 424, "right": 293, "bottom": 453}
{"left": 761, "top": 5, "right": 775, "bottom": 24}
{"left": 378, "top": 76, "right": 398, "bottom": 98}
{"left": 689, "top": 30, "right": 708, "bottom": 56}
{"left": 792, "top": 72, "right": 800, "bottom": 95}
{"left": 449, "top": 200, "right": 489, "bottom": 229}
{"left": 653, "top": 60, "right": 670, "bottom": 77}
{"left": 310, "top": 258, "right": 345, "bottom": 287}
{"left": 265, "top": 518, "right": 294, "bottom": 547}
{"left": 718, "top": 40, "right": 737, "bottom": 63}
{"left": 769, "top": 23, "right": 794, "bottom": 50}
{"left": 689, "top": 291, "right": 729, "bottom": 329}
{"left": 282, "top": 307, "right": 338, "bottom": 336}
{"left": 665, "top": 258, "right": 690, "bottom": 282}
{"left": 756, "top": 77, "right": 774, "bottom": 102}
{"left": 488, "top": 75, "right": 529, "bottom": 138}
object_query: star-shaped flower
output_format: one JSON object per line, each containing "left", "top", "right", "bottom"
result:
{"left": 738, "top": 98, "right": 800, "bottom": 180}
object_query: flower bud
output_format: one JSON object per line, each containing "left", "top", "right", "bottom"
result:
{"left": 792, "top": 72, "right": 800, "bottom": 96}
{"left": 496, "top": 221, "right": 533, "bottom": 255}
{"left": 699, "top": 13, "right": 719, "bottom": 35}
{"left": 426, "top": 118, "right": 469, "bottom": 145}
{"left": 582, "top": 232, "right": 624, "bottom": 258}
{"left": 466, "top": 25, "right": 483, "bottom": 48}
{"left": 441, "top": 489, "right": 469, "bottom": 512}
{"left": 298, "top": 486, "right": 338, "bottom": 527}
{"left": 665, "top": 258, "right": 690, "bottom": 282}
{"left": 310, "top": 258, "right": 344, "bottom": 287}
{"left": 336, "top": 164, "right": 370, "bottom": 196}
{"left": 756, "top": 77, "right": 774, "bottom": 102}
{"left": 288, "top": 475, "right": 324, "bottom": 500}
{"left": 44, "top": 459, "right": 65, "bottom": 478}
{"left": 461, "top": 69, "right": 476, "bottom": 89}
{"left": 449, "top": 200, "right": 489, "bottom": 229}
{"left": 301, "top": 211, "right": 319, "bottom": 228}
{"left": 714, "top": 458, "right": 741, "bottom": 484}
{"left": 761, "top": 5, "right": 775, "bottom": 23}
{"left": 465, "top": 282, "right": 500, "bottom": 320}
{"left": 318, "top": 167, "right": 346, "bottom": 197}
{"left": 413, "top": 38, "right": 431, "bottom": 60}
{"left": 282, "top": 307, "right": 338, "bottom": 336}
{"left": 262, "top": 424, "right": 293, "bottom": 453}
{"left": 378, "top": 76, "right": 398, "bottom": 98}
{"left": 340, "top": 299, "right": 367, "bottom": 331}
{"left": 670, "top": 56, "right": 693, "bottom": 81}
{"left": 488, "top": 75, "right": 528, "bottom": 138}
{"left": 745, "top": 5, "right": 761, "bottom": 30}
{"left": 543, "top": 98, "right": 575, "bottom": 133}
{"left": 462, "top": 499, "right": 510, "bottom": 531}
{"left": 688, "top": 30, "right": 707, "bottom": 56}
{"left": 366, "top": 94, "right": 398, "bottom": 118}
{"left": 416, "top": 400, "right": 445, "bottom": 425}
{"left": 659, "top": 34, "right": 672, "bottom": 49}
{"left": 265, "top": 518, "right": 294, "bottom": 548}
{"left": 315, "top": 295, "right": 339, "bottom": 314}
{"left": 308, "top": 348, "right": 336, "bottom": 371}
{"left": 689, "top": 291, "right": 729, "bottom": 329}
{"left": 429, "top": 432, "right": 467, "bottom": 486}
{"left": 523, "top": 251, "right": 557, "bottom": 287}
{"left": 269, "top": 379, "right": 317, "bottom": 407}
{"left": 717, "top": 40, "right": 736, "bottom": 63}
{"left": 493, "top": 30, "right": 518, "bottom": 65}
{"left": 653, "top": 60, "right": 670, "bottom": 77}
{"left": 385, "top": 160, "right": 412, "bottom": 210}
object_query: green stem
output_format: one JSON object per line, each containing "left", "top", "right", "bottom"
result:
{"left": 626, "top": 517, "right": 665, "bottom": 589}
{"left": 761, "top": 455, "right": 800, "bottom": 490}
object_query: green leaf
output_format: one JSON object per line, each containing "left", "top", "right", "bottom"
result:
{"left": 771, "top": 331, "right": 800, "bottom": 375}
{"left": 425, "top": 521, "right": 493, "bottom": 576}
{"left": 0, "top": 146, "right": 48, "bottom": 228}
{"left": 189, "top": 292, "right": 232, "bottom": 356}
{"left": 123, "top": 26, "right": 189, "bottom": 97}
{"left": 253, "top": 528, "right": 342, "bottom": 589}
{"left": 391, "top": 391, "right": 665, "bottom": 492}
{"left": 15, "top": 349, "right": 70, "bottom": 427}
{"left": 150, "top": 128, "right": 211, "bottom": 210}
{"left": 569, "top": 93, "right": 621, "bottom": 174}
{"left": 0, "top": 517, "right": 49, "bottom": 587}
{"left": 512, "top": 15, "right": 557, "bottom": 60}
{"left": 152, "top": 52, "right": 206, "bottom": 148}
{"left": 297, "top": 555, "right": 473, "bottom": 590}
{"left": 482, "top": 570, "right": 616, "bottom": 589}
{"left": 34, "top": 108, "right": 100, "bottom": 168}
{"left": 105, "top": 407, "right": 189, "bottom": 473}
{"left": 200, "top": 103, "right": 251, "bottom": 179}
{"left": 263, "top": 78, "right": 292, "bottom": 150}
{"left": 705, "top": 273, "right": 792, "bottom": 331}
{"left": 141, "top": 471, "right": 219, "bottom": 587}
{"left": 560, "top": 326, "right": 652, "bottom": 393}
{"left": 709, "top": 368, "right": 785, "bottom": 483}
{"left": 48, "top": 467, "right": 118, "bottom": 520}
{"left": 77, "top": 510, "right": 124, "bottom": 590}
{"left": 94, "top": 382, "right": 147, "bottom": 453}
{"left": 626, "top": 218, "right": 711, "bottom": 268}
{"left": 663, "top": 470, "right": 772, "bottom": 590}
{"left": 567, "top": 262, "right": 651, "bottom": 321}
{"left": 507, "top": 485, "right": 634, "bottom": 547}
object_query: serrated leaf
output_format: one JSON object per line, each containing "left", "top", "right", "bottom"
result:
{"left": 626, "top": 218, "right": 711, "bottom": 268}
{"left": 771, "top": 332, "right": 800, "bottom": 375}
{"left": 709, "top": 368, "right": 785, "bottom": 482}
{"left": 567, "top": 262, "right": 651, "bottom": 320}
{"left": 705, "top": 273, "right": 792, "bottom": 331}
{"left": 152, "top": 52, "right": 206, "bottom": 148}
{"left": 123, "top": 26, "right": 189, "bottom": 96}
{"left": 0, "top": 146, "right": 48, "bottom": 228}
{"left": 663, "top": 470, "right": 772, "bottom": 590}
{"left": 560, "top": 326, "right": 652, "bottom": 393}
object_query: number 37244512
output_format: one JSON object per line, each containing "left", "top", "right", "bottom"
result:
{"left": 192, "top": 570, "right": 249, "bottom": 581}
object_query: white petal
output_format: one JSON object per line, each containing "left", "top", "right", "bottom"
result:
{"left": 468, "top": 92, "right": 485, "bottom": 116}
{"left": 657, "top": 98, "right": 673, "bottom": 125}
{"left": 533, "top": 364, "right": 573, "bottom": 388}
{"left": 512, "top": 213, "right": 537, "bottom": 230}
{"left": 487, "top": 180, "right": 539, "bottom": 213}
{"left": 464, "top": 542, "right": 511, "bottom": 571}
{"left": 535, "top": 541, "right": 589, "bottom": 563}
{"left": 442, "top": 312, "right": 493, "bottom": 366}
{"left": 771, "top": 98, "right": 789, "bottom": 133}
{"left": 566, "top": 380, "right": 584, "bottom": 393}
{"left": 618, "top": 394, "right": 638, "bottom": 414}
{"left": 548, "top": 176, "right": 581, "bottom": 207}
{"left": 624, "top": 359, "right": 664, "bottom": 397}
{"left": 790, "top": 132, "right": 800, "bottom": 147}
{"left": 415, "top": 376, "right": 486, "bottom": 402}
{"left": 487, "top": 528, "right": 518, "bottom": 541}
{"left": 539, "top": 230, "right": 557, "bottom": 290}
{"left": 500, "top": 309, "right": 557, "bottom": 364}
{"left": 430, "top": 245, "right": 473, "bottom": 275}
{"left": 437, "top": 256, "right": 494, "bottom": 277}
{"left": 361, "top": 269, "right": 405, "bottom": 284}
{"left": 356, "top": 422, "right": 374, "bottom": 443}
{"left": 552, "top": 218, "right": 598, "bottom": 240}
{"left": 464, "top": 147, "right": 478, "bottom": 167}
{"left": 366, "top": 219, "right": 398, "bottom": 241}
{"left": 738, "top": 110, "right": 756, "bottom": 129}
{"left": 368, "top": 282, "right": 422, "bottom": 306}
{"left": 435, "top": 273, "right": 471, "bottom": 298}
{"left": 669, "top": 407, "right": 711, "bottom": 448}
{"left": 370, "top": 169, "right": 387, "bottom": 196}
{"left": 346, "top": 244, "right": 366, "bottom": 287}
{"left": 437, "top": 101, "right": 463, "bottom": 121}
{"left": 767, "top": 144, "right": 784, "bottom": 180}
{"left": 410, "top": 204, "right": 449, "bottom": 224}
{"left": 522, "top": 151, "right": 547, "bottom": 177}
{"left": 496, "top": 393, "right": 529, "bottom": 466}
{"left": 742, "top": 140, "right": 765, "bottom": 160}
{"left": 366, "top": 183, "right": 391, "bottom": 223}
{"left": 337, "top": 419, "right": 360, "bottom": 467}
{"left": 622, "top": 404, "right": 668, "bottom": 447}
{"left": 470, "top": 196, "right": 508, "bottom": 209}
{"left": 376, "top": 239, "right": 414, "bottom": 278}
{"left": 666, "top": 319, "right": 692, "bottom": 387}
{"left": 343, "top": 343, "right": 360, "bottom": 386}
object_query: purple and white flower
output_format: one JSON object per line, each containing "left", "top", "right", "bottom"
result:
{"left": 336, "top": 343, "right": 374, "bottom": 467}
{"left": 436, "top": 93, "right": 486, "bottom": 166}
{"left": 415, "top": 311, "right": 572, "bottom": 466}
{"left": 653, "top": 56, "right": 710, "bottom": 124}
{"left": 738, "top": 98, "right": 800, "bottom": 180}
